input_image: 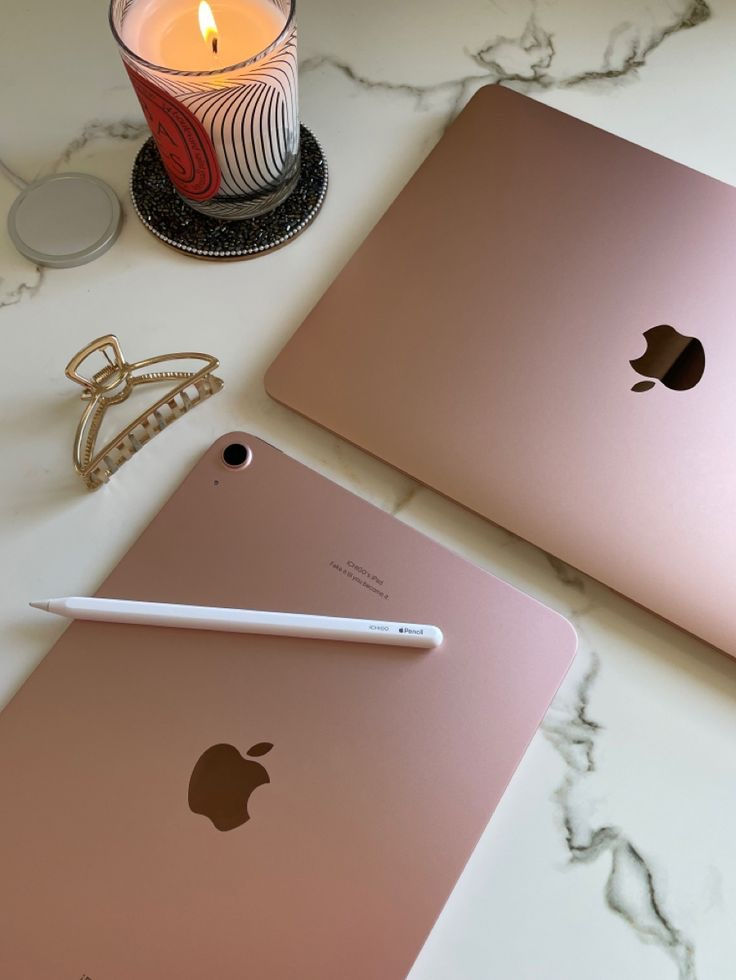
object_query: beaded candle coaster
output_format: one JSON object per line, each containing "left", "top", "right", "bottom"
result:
{"left": 130, "top": 125, "right": 327, "bottom": 260}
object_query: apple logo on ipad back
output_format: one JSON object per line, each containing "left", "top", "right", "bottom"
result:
{"left": 630, "top": 324, "right": 705, "bottom": 393}
{"left": 188, "top": 742, "right": 273, "bottom": 831}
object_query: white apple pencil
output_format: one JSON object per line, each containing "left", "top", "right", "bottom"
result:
{"left": 29, "top": 597, "right": 443, "bottom": 650}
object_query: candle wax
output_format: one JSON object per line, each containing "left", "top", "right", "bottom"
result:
{"left": 122, "top": 0, "right": 286, "bottom": 72}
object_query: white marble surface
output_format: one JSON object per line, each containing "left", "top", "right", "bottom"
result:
{"left": 2, "top": 1, "right": 736, "bottom": 977}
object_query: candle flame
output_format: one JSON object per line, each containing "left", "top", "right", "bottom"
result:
{"left": 198, "top": 1, "right": 218, "bottom": 51}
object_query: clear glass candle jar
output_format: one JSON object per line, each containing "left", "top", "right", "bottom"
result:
{"left": 110, "top": 0, "right": 299, "bottom": 220}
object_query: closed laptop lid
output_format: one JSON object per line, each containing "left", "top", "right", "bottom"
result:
{"left": 0, "top": 433, "right": 576, "bottom": 978}
{"left": 266, "top": 85, "right": 736, "bottom": 656}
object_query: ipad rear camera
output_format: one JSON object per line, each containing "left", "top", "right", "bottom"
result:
{"left": 222, "top": 442, "right": 251, "bottom": 468}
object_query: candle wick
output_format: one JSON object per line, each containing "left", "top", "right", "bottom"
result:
{"left": 212, "top": 37, "right": 218, "bottom": 54}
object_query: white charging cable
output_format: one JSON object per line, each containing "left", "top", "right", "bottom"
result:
{"left": 0, "top": 156, "right": 28, "bottom": 190}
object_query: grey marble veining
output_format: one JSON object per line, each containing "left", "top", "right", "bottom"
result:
{"left": 542, "top": 552, "right": 699, "bottom": 977}
{"left": 0, "top": 269, "right": 43, "bottom": 310}
{"left": 472, "top": 0, "right": 711, "bottom": 90}
{"left": 46, "top": 119, "right": 149, "bottom": 177}
{"left": 302, "top": 0, "right": 713, "bottom": 126}
{"left": 544, "top": 638, "right": 696, "bottom": 979}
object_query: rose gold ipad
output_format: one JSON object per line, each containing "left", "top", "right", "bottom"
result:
{"left": 266, "top": 84, "right": 736, "bottom": 657}
{"left": 0, "top": 432, "right": 575, "bottom": 979}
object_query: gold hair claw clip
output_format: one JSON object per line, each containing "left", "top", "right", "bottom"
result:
{"left": 66, "top": 334, "right": 223, "bottom": 490}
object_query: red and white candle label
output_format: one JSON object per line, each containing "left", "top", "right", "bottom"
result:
{"left": 126, "top": 66, "right": 221, "bottom": 202}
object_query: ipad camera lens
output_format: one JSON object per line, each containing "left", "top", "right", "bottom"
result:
{"left": 222, "top": 443, "right": 250, "bottom": 468}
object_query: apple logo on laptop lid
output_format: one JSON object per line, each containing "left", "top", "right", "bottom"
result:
{"left": 630, "top": 324, "right": 705, "bottom": 393}
{"left": 188, "top": 742, "right": 273, "bottom": 831}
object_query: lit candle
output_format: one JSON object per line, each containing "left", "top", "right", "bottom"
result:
{"left": 110, "top": 0, "right": 299, "bottom": 219}
{"left": 122, "top": 0, "right": 285, "bottom": 71}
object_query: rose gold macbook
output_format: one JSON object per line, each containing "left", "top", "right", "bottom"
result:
{"left": 0, "top": 433, "right": 575, "bottom": 978}
{"left": 266, "top": 84, "right": 736, "bottom": 656}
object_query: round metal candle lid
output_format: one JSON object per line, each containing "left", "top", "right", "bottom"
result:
{"left": 7, "top": 173, "right": 122, "bottom": 268}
